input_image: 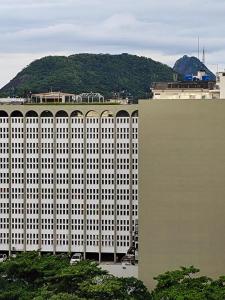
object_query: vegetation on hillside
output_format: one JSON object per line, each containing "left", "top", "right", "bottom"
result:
{"left": 0, "top": 53, "right": 176, "bottom": 99}
{"left": 0, "top": 253, "right": 225, "bottom": 299}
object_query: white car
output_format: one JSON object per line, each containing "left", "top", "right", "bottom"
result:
{"left": 70, "top": 253, "right": 83, "bottom": 265}
{"left": 0, "top": 254, "right": 7, "bottom": 263}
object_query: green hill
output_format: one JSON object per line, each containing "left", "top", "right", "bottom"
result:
{"left": 0, "top": 53, "right": 176, "bottom": 99}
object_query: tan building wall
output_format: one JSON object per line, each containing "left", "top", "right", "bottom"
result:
{"left": 139, "top": 100, "right": 225, "bottom": 290}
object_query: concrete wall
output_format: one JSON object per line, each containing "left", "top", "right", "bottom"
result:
{"left": 139, "top": 100, "right": 225, "bottom": 290}
{"left": 220, "top": 73, "right": 225, "bottom": 99}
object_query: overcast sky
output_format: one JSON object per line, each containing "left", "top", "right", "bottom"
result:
{"left": 0, "top": 0, "right": 225, "bottom": 88}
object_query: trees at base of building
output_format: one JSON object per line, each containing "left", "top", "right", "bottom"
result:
{"left": 0, "top": 252, "right": 151, "bottom": 300}
{"left": 1, "top": 253, "right": 224, "bottom": 300}
{"left": 152, "top": 266, "right": 225, "bottom": 300}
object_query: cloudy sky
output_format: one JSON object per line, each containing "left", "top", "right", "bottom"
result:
{"left": 0, "top": 0, "right": 225, "bottom": 87}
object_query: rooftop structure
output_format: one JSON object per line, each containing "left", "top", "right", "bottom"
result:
{"left": 30, "top": 92, "right": 77, "bottom": 103}
{"left": 78, "top": 93, "right": 105, "bottom": 103}
{"left": 30, "top": 92, "right": 107, "bottom": 104}
{"left": 151, "top": 70, "right": 222, "bottom": 100}
{"left": 152, "top": 81, "right": 215, "bottom": 91}
{"left": 152, "top": 80, "right": 219, "bottom": 100}
{"left": 0, "top": 98, "right": 26, "bottom": 104}
{"left": 0, "top": 91, "right": 133, "bottom": 105}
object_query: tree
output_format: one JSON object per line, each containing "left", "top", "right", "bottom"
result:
{"left": 47, "top": 260, "right": 107, "bottom": 294}
{"left": 0, "top": 252, "right": 69, "bottom": 287}
{"left": 79, "top": 274, "right": 152, "bottom": 300}
{"left": 151, "top": 266, "right": 225, "bottom": 300}
{"left": 0, "top": 252, "right": 151, "bottom": 299}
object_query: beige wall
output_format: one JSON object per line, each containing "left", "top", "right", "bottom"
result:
{"left": 139, "top": 100, "right": 225, "bottom": 290}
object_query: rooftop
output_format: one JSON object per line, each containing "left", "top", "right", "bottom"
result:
{"left": 152, "top": 81, "right": 216, "bottom": 90}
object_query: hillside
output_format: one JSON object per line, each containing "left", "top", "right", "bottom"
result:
{"left": 0, "top": 53, "right": 176, "bottom": 99}
{"left": 173, "top": 55, "right": 215, "bottom": 80}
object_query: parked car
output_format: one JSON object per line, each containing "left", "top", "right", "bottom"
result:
{"left": 121, "top": 254, "right": 135, "bottom": 266}
{"left": 70, "top": 253, "right": 83, "bottom": 265}
{"left": 0, "top": 254, "right": 7, "bottom": 263}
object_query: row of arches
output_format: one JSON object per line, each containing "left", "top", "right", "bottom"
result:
{"left": 0, "top": 110, "right": 138, "bottom": 118}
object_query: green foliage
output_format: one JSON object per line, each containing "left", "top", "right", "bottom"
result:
{"left": 152, "top": 266, "right": 225, "bottom": 300}
{"left": 0, "top": 53, "right": 175, "bottom": 99}
{"left": 1, "top": 254, "right": 224, "bottom": 300}
{"left": 47, "top": 260, "right": 107, "bottom": 294}
{"left": 48, "top": 294, "right": 85, "bottom": 300}
{"left": 0, "top": 251, "right": 69, "bottom": 287}
{"left": 0, "top": 252, "right": 150, "bottom": 300}
{"left": 79, "top": 275, "right": 152, "bottom": 300}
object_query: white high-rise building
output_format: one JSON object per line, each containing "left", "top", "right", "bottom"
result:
{"left": 0, "top": 104, "right": 138, "bottom": 261}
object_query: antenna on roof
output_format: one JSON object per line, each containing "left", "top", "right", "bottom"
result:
{"left": 202, "top": 47, "right": 206, "bottom": 65}
{"left": 197, "top": 36, "right": 200, "bottom": 60}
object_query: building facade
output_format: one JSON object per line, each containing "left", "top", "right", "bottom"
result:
{"left": 139, "top": 100, "right": 225, "bottom": 289}
{"left": 30, "top": 92, "right": 105, "bottom": 104}
{"left": 0, "top": 104, "right": 138, "bottom": 261}
{"left": 151, "top": 81, "right": 219, "bottom": 100}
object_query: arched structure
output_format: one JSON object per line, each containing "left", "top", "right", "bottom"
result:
{"left": 0, "top": 111, "right": 8, "bottom": 117}
{"left": 56, "top": 110, "right": 68, "bottom": 118}
{"left": 25, "top": 111, "right": 38, "bottom": 117}
{"left": 0, "top": 104, "right": 139, "bottom": 260}
{"left": 71, "top": 110, "right": 83, "bottom": 117}
{"left": 116, "top": 110, "right": 130, "bottom": 117}
{"left": 132, "top": 110, "right": 138, "bottom": 117}
{"left": 11, "top": 110, "right": 23, "bottom": 117}
{"left": 86, "top": 110, "right": 99, "bottom": 117}
{"left": 101, "top": 110, "right": 114, "bottom": 117}
{"left": 40, "top": 111, "right": 54, "bottom": 117}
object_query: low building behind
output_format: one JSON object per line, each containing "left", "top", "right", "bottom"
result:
{"left": 151, "top": 70, "right": 225, "bottom": 100}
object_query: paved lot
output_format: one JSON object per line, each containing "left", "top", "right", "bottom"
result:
{"left": 100, "top": 263, "right": 138, "bottom": 278}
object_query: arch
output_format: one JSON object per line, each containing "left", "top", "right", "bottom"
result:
{"left": 40, "top": 111, "right": 54, "bottom": 117}
{"left": 101, "top": 110, "right": 114, "bottom": 117}
{"left": 0, "top": 110, "right": 8, "bottom": 117}
{"left": 11, "top": 110, "right": 23, "bottom": 117}
{"left": 71, "top": 110, "right": 83, "bottom": 117}
{"left": 86, "top": 110, "right": 99, "bottom": 117}
{"left": 55, "top": 110, "right": 68, "bottom": 118}
{"left": 116, "top": 110, "right": 130, "bottom": 117}
{"left": 75, "top": 95, "right": 82, "bottom": 103}
{"left": 131, "top": 110, "right": 138, "bottom": 117}
{"left": 25, "top": 110, "right": 38, "bottom": 117}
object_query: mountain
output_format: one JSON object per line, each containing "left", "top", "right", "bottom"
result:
{"left": 173, "top": 55, "right": 216, "bottom": 80}
{"left": 0, "top": 53, "right": 176, "bottom": 99}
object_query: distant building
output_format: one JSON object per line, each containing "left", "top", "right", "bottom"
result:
{"left": 216, "top": 71, "right": 225, "bottom": 99}
{"left": 78, "top": 93, "right": 105, "bottom": 103}
{"left": 30, "top": 92, "right": 76, "bottom": 103}
{"left": 152, "top": 81, "right": 219, "bottom": 100}
{"left": 0, "top": 98, "right": 26, "bottom": 104}
{"left": 30, "top": 92, "right": 106, "bottom": 104}
{"left": 152, "top": 70, "right": 221, "bottom": 100}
